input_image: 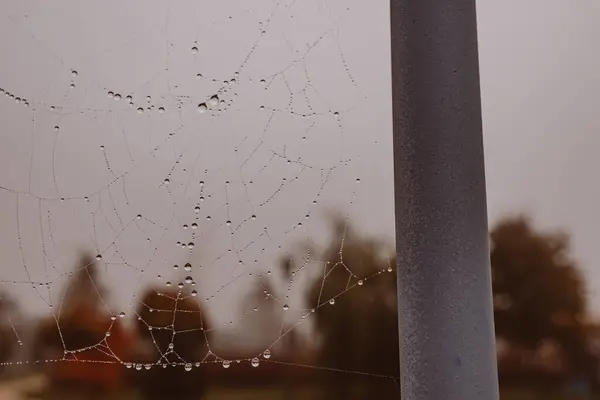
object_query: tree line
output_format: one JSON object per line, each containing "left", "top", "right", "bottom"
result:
{"left": 0, "top": 214, "right": 595, "bottom": 398}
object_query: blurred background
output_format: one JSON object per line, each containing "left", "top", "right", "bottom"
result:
{"left": 0, "top": 0, "right": 599, "bottom": 399}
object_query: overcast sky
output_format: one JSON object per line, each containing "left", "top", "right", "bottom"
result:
{"left": 0, "top": 0, "right": 599, "bottom": 354}
{"left": 478, "top": 0, "right": 600, "bottom": 312}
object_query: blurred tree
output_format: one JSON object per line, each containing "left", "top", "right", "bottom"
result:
{"left": 34, "top": 252, "right": 132, "bottom": 393}
{"left": 303, "top": 215, "right": 399, "bottom": 397}
{"left": 133, "top": 287, "right": 211, "bottom": 399}
{"left": 491, "top": 216, "right": 595, "bottom": 380}
{"left": 0, "top": 292, "right": 19, "bottom": 373}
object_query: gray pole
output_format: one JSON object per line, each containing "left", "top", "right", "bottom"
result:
{"left": 390, "top": 1, "right": 499, "bottom": 399}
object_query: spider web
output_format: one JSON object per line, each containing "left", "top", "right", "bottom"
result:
{"left": 0, "top": 0, "right": 395, "bottom": 387}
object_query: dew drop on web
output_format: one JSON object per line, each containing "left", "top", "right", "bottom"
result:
{"left": 208, "top": 95, "right": 219, "bottom": 108}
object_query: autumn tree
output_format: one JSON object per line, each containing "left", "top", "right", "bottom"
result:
{"left": 34, "top": 252, "right": 131, "bottom": 392}
{"left": 133, "top": 287, "right": 211, "bottom": 399}
{"left": 303, "top": 215, "right": 399, "bottom": 396}
{"left": 0, "top": 292, "right": 19, "bottom": 374}
{"left": 491, "top": 216, "right": 595, "bottom": 379}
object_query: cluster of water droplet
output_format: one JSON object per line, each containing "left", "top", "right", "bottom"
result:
{"left": 0, "top": 87, "right": 30, "bottom": 107}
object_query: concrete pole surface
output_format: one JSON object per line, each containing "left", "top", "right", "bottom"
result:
{"left": 390, "top": 0, "right": 499, "bottom": 399}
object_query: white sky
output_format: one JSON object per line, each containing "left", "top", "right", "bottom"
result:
{"left": 0, "top": 0, "right": 599, "bottom": 352}
{"left": 478, "top": 0, "right": 600, "bottom": 313}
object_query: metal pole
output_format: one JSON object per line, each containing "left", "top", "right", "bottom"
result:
{"left": 390, "top": 1, "right": 499, "bottom": 399}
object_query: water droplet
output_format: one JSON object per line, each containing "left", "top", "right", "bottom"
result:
{"left": 387, "top": 266, "right": 393, "bottom": 272}
{"left": 119, "top": 312, "right": 126, "bottom": 318}
{"left": 191, "top": 223, "right": 198, "bottom": 229}
{"left": 283, "top": 304, "right": 289, "bottom": 311}
{"left": 96, "top": 254, "right": 102, "bottom": 260}
{"left": 191, "top": 47, "right": 199, "bottom": 54}
{"left": 206, "top": 216, "right": 211, "bottom": 220}
{"left": 196, "top": 73, "right": 203, "bottom": 80}
{"left": 136, "top": 214, "right": 142, "bottom": 220}
{"left": 110, "top": 315, "right": 117, "bottom": 321}
{"left": 188, "top": 242, "right": 194, "bottom": 249}
{"left": 164, "top": 178, "right": 170, "bottom": 184}
{"left": 184, "top": 263, "right": 192, "bottom": 271}
{"left": 194, "top": 206, "right": 201, "bottom": 213}
{"left": 53, "top": 126, "right": 59, "bottom": 132}
{"left": 183, "top": 224, "right": 188, "bottom": 230}
{"left": 199, "top": 196, "right": 204, "bottom": 202}
{"left": 166, "top": 281, "right": 172, "bottom": 287}
{"left": 126, "top": 362, "right": 133, "bottom": 369}
{"left": 260, "top": 79, "right": 266, "bottom": 85}
{"left": 198, "top": 103, "right": 207, "bottom": 113}
{"left": 144, "top": 364, "right": 151, "bottom": 370}
{"left": 208, "top": 95, "right": 219, "bottom": 108}
{"left": 260, "top": 105, "right": 265, "bottom": 111}
{"left": 137, "top": 107, "right": 144, "bottom": 114}
{"left": 100, "top": 145, "right": 105, "bottom": 150}
{"left": 251, "top": 357, "right": 260, "bottom": 367}
{"left": 177, "top": 282, "right": 184, "bottom": 289}
{"left": 158, "top": 107, "right": 165, "bottom": 113}
{"left": 222, "top": 360, "right": 231, "bottom": 369}
{"left": 251, "top": 215, "right": 256, "bottom": 220}
{"left": 168, "top": 343, "right": 174, "bottom": 350}
{"left": 263, "top": 349, "right": 271, "bottom": 359}
{"left": 195, "top": 362, "right": 201, "bottom": 368}
{"left": 356, "top": 178, "right": 361, "bottom": 183}
{"left": 114, "top": 94, "right": 121, "bottom": 100}
{"left": 126, "top": 95, "right": 132, "bottom": 102}
{"left": 185, "top": 276, "right": 193, "bottom": 284}
{"left": 329, "top": 299, "right": 335, "bottom": 305}
{"left": 333, "top": 111, "right": 340, "bottom": 120}
{"left": 173, "top": 264, "right": 179, "bottom": 270}
{"left": 105, "top": 331, "right": 111, "bottom": 337}
{"left": 135, "top": 364, "right": 142, "bottom": 371}
{"left": 358, "top": 280, "right": 364, "bottom": 286}
{"left": 184, "top": 363, "right": 193, "bottom": 371}
{"left": 191, "top": 290, "right": 198, "bottom": 297}
{"left": 71, "top": 70, "right": 78, "bottom": 77}
{"left": 69, "top": 83, "right": 75, "bottom": 89}
{"left": 108, "top": 91, "right": 114, "bottom": 98}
